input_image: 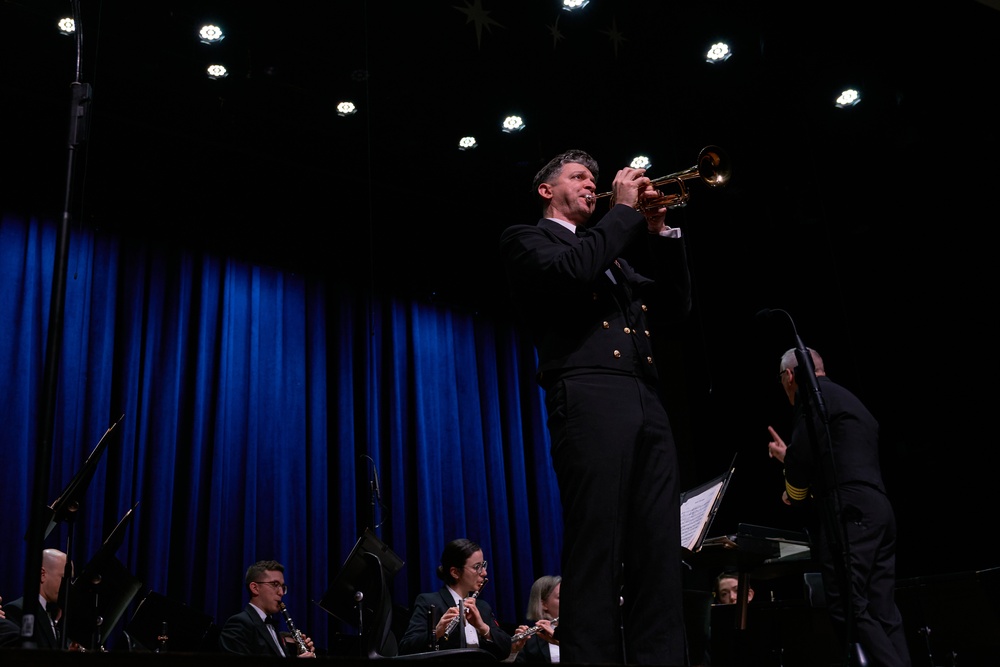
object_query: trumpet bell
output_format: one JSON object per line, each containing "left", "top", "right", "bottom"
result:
{"left": 641, "top": 145, "right": 731, "bottom": 210}
{"left": 694, "top": 145, "right": 731, "bottom": 187}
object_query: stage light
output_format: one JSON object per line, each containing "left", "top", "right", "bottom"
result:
{"left": 206, "top": 64, "right": 228, "bottom": 80}
{"left": 835, "top": 88, "right": 861, "bottom": 108}
{"left": 199, "top": 24, "right": 225, "bottom": 44}
{"left": 459, "top": 136, "right": 478, "bottom": 150}
{"left": 502, "top": 115, "right": 525, "bottom": 133}
{"left": 336, "top": 102, "right": 357, "bottom": 117}
{"left": 630, "top": 155, "right": 651, "bottom": 170}
{"left": 562, "top": 0, "right": 590, "bottom": 10}
{"left": 57, "top": 17, "right": 75, "bottom": 35}
{"left": 706, "top": 42, "right": 732, "bottom": 63}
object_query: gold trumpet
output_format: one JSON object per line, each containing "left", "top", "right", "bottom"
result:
{"left": 587, "top": 145, "right": 731, "bottom": 211}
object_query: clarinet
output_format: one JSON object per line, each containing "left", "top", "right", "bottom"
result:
{"left": 278, "top": 602, "right": 311, "bottom": 655}
{"left": 512, "top": 617, "right": 559, "bottom": 642}
{"left": 443, "top": 577, "right": 488, "bottom": 639}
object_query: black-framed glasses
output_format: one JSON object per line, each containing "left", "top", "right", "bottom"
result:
{"left": 254, "top": 580, "right": 288, "bottom": 594}
{"left": 466, "top": 560, "right": 487, "bottom": 573}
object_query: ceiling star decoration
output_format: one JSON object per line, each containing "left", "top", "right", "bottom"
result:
{"left": 546, "top": 13, "right": 565, "bottom": 50}
{"left": 600, "top": 17, "right": 627, "bottom": 58}
{"left": 453, "top": 0, "right": 504, "bottom": 49}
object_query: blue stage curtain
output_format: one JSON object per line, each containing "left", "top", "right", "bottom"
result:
{"left": 0, "top": 213, "right": 563, "bottom": 651}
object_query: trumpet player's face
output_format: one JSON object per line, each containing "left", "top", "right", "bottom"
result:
{"left": 540, "top": 163, "right": 596, "bottom": 225}
{"left": 453, "top": 549, "right": 488, "bottom": 594}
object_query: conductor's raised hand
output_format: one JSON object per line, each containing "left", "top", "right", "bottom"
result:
{"left": 767, "top": 425, "right": 787, "bottom": 463}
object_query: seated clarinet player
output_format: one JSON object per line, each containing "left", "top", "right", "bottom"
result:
{"left": 218, "top": 559, "right": 316, "bottom": 658}
{"left": 397, "top": 538, "right": 511, "bottom": 659}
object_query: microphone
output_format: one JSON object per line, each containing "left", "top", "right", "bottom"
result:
{"left": 756, "top": 308, "right": 827, "bottom": 420}
{"left": 371, "top": 464, "right": 381, "bottom": 502}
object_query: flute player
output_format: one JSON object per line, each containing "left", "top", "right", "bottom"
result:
{"left": 397, "top": 538, "right": 511, "bottom": 658}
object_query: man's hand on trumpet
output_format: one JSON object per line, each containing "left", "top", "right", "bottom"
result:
{"left": 609, "top": 167, "right": 669, "bottom": 233}
{"left": 641, "top": 181, "right": 670, "bottom": 234}
{"left": 609, "top": 166, "right": 650, "bottom": 211}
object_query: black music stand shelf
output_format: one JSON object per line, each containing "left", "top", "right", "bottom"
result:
{"left": 688, "top": 523, "right": 813, "bottom": 632}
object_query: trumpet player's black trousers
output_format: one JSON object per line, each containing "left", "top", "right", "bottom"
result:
{"left": 546, "top": 373, "right": 687, "bottom": 666}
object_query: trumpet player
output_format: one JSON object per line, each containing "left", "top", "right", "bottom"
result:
{"left": 398, "top": 538, "right": 511, "bottom": 659}
{"left": 218, "top": 559, "right": 316, "bottom": 658}
{"left": 499, "top": 150, "right": 692, "bottom": 665}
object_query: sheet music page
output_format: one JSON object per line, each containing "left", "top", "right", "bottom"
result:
{"left": 680, "top": 479, "right": 725, "bottom": 551}
{"left": 775, "top": 541, "right": 810, "bottom": 559}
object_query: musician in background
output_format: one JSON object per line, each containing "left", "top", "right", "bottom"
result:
{"left": 499, "top": 149, "right": 692, "bottom": 665}
{"left": 397, "top": 538, "right": 511, "bottom": 658}
{"left": 3, "top": 548, "right": 68, "bottom": 649}
{"left": 218, "top": 559, "right": 316, "bottom": 658}
{"left": 509, "top": 575, "right": 560, "bottom": 663}
{"left": 767, "top": 347, "right": 910, "bottom": 667}
{"left": 714, "top": 571, "right": 753, "bottom": 605}
{"left": 1, "top": 594, "right": 22, "bottom": 647}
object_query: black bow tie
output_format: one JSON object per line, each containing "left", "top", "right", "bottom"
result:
{"left": 264, "top": 616, "right": 276, "bottom": 625}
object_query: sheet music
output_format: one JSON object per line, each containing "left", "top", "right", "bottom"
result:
{"left": 680, "top": 478, "right": 726, "bottom": 552}
{"left": 774, "top": 541, "right": 810, "bottom": 560}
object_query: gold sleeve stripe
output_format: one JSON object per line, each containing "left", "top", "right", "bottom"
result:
{"left": 785, "top": 480, "right": 809, "bottom": 502}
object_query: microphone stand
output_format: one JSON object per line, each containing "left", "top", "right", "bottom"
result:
{"left": 22, "top": 0, "right": 91, "bottom": 647}
{"left": 361, "top": 454, "right": 384, "bottom": 533}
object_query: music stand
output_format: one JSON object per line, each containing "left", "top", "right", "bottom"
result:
{"left": 125, "top": 591, "right": 219, "bottom": 652}
{"left": 64, "top": 503, "right": 143, "bottom": 651}
{"left": 39, "top": 415, "right": 125, "bottom": 647}
{"left": 45, "top": 414, "right": 125, "bottom": 538}
{"left": 680, "top": 454, "right": 736, "bottom": 554}
{"left": 316, "top": 528, "right": 405, "bottom": 628}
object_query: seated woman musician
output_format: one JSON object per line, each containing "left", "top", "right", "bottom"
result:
{"left": 397, "top": 538, "right": 511, "bottom": 659}
{"left": 510, "top": 575, "right": 561, "bottom": 663}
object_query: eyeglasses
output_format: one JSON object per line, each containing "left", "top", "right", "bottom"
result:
{"left": 254, "top": 580, "right": 288, "bottom": 594}
{"left": 466, "top": 560, "right": 488, "bottom": 573}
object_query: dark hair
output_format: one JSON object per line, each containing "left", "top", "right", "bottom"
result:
{"left": 532, "top": 149, "right": 599, "bottom": 195}
{"left": 245, "top": 559, "right": 284, "bottom": 591}
{"left": 436, "top": 538, "right": 481, "bottom": 585}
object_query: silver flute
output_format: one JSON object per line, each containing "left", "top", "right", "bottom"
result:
{"left": 443, "top": 577, "right": 488, "bottom": 638}
{"left": 512, "top": 617, "right": 559, "bottom": 642}
{"left": 278, "top": 602, "right": 310, "bottom": 655}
